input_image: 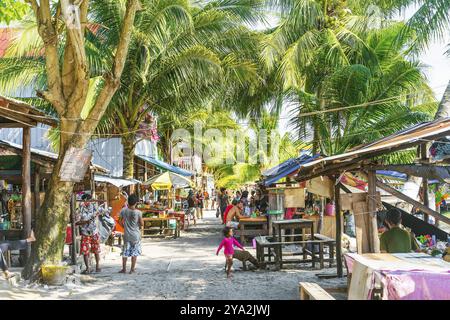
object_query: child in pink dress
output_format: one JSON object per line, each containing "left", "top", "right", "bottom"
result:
{"left": 216, "top": 227, "right": 243, "bottom": 278}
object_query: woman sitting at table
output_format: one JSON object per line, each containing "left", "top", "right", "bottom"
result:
{"left": 1, "top": 230, "right": 36, "bottom": 279}
{"left": 380, "top": 209, "right": 419, "bottom": 253}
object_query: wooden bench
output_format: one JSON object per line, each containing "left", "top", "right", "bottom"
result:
{"left": 299, "top": 282, "right": 335, "bottom": 300}
{"left": 313, "top": 234, "right": 336, "bottom": 268}
{"left": 255, "top": 236, "right": 335, "bottom": 270}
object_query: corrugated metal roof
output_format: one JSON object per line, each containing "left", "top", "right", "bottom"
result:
{"left": 0, "top": 139, "right": 109, "bottom": 173}
{"left": 94, "top": 174, "right": 140, "bottom": 187}
{"left": 297, "top": 118, "right": 450, "bottom": 179}
{"left": 0, "top": 94, "right": 58, "bottom": 127}
{"left": 136, "top": 154, "right": 194, "bottom": 177}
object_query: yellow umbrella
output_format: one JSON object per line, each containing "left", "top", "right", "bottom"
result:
{"left": 143, "top": 171, "right": 193, "bottom": 190}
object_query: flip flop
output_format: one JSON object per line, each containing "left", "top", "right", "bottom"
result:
{"left": 4, "top": 272, "right": 16, "bottom": 279}
{"left": 81, "top": 269, "right": 91, "bottom": 275}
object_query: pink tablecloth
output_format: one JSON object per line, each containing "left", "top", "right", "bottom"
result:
{"left": 344, "top": 253, "right": 450, "bottom": 300}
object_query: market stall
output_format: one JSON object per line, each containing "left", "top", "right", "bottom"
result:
{"left": 294, "top": 117, "right": 450, "bottom": 280}
{"left": 0, "top": 96, "right": 57, "bottom": 263}
{"left": 140, "top": 171, "right": 193, "bottom": 237}
{"left": 344, "top": 252, "right": 450, "bottom": 300}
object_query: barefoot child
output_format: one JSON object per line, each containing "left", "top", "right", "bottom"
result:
{"left": 216, "top": 227, "right": 244, "bottom": 278}
{"left": 118, "top": 194, "right": 143, "bottom": 274}
{"left": 0, "top": 231, "right": 36, "bottom": 279}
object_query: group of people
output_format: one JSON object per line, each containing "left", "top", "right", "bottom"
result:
{"left": 186, "top": 189, "right": 211, "bottom": 225}
{"left": 215, "top": 187, "right": 268, "bottom": 223}
{"left": 213, "top": 187, "right": 270, "bottom": 278}
{"left": 75, "top": 193, "right": 144, "bottom": 274}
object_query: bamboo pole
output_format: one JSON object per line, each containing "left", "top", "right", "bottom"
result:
{"left": 367, "top": 170, "right": 380, "bottom": 253}
{"left": 334, "top": 180, "right": 343, "bottom": 278}
{"left": 376, "top": 179, "right": 450, "bottom": 225}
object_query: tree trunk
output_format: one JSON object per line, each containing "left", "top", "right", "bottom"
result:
{"left": 23, "top": 127, "right": 89, "bottom": 280}
{"left": 434, "top": 80, "right": 450, "bottom": 119}
{"left": 22, "top": 0, "right": 140, "bottom": 281}
{"left": 122, "top": 133, "right": 136, "bottom": 179}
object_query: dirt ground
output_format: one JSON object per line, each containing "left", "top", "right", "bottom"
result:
{"left": 0, "top": 210, "right": 347, "bottom": 300}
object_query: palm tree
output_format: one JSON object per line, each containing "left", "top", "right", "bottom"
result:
{"left": 0, "top": 0, "right": 140, "bottom": 280}
{"left": 261, "top": 0, "right": 436, "bottom": 157}
{"left": 290, "top": 23, "right": 436, "bottom": 156}
{"left": 374, "top": 0, "right": 450, "bottom": 117}
{"left": 99, "top": 0, "right": 266, "bottom": 178}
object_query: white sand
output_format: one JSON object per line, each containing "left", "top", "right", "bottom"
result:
{"left": 0, "top": 210, "right": 347, "bottom": 300}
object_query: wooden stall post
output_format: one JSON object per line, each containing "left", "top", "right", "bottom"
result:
{"left": 21, "top": 126, "right": 32, "bottom": 264}
{"left": 34, "top": 165, "right": 40, "bottom": 218}
{"left": 367, "top": 170, "right": 380, "bottom": 253}
{"left": 70, "top": 193, "right": 77, "bottom": 265}
{"left": 334, "top": 180, "right": 343, "bottom": 278}
{"left": 420, "top": 144, "right": 430, "bottom": 224}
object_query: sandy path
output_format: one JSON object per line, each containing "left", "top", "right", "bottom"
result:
{"left": 0, "top": 210, "right": 347, "bottom": 300}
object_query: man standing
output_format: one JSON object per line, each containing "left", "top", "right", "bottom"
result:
{"left": 76, "top": 194, "right": 101, "bottom": 274}
{"left": 380, "top": 209, "right": 418, "bottom": 253}
{"left": 187, "top": 190, "right": 197, "bottom": 225}
{"left": 118, "top": 194, "right": 143, "bottom": 274}
{"left": 219, "top": 187, "right": 229, "bottom": 222}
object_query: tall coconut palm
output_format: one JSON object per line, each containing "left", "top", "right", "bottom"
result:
{"left": 376, "top": 0, "right": 450, "bottom": 117}
{"left": 0, "top": 0, "right": 140, "bottom": 280}
{"left": 99, "top": 0, "right": 266, "bottom": 178}
{"left": 261, "top": 0, "right": 436, "bottom": 157}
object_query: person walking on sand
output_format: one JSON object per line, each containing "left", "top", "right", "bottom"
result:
{"left": 187, "top": 190, "right": 197, "bottom": 225}
{"left": 216, "top": 227, "right": 244, "bottom": 278}
{"left": 76, "top": 193, "right": 101, "bottom": 274}
{"left": 118, "top": 194, "right": 143, "bottom": 274}
{"left": 0, "top": 231, "right": 36, "bottom": 279}
{"left": 195, "top": 190, "right": 204, "bottom": 220}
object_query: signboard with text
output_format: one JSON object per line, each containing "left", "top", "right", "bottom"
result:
{"left": 59, "top": 147, "right": 93, "bottom": 182}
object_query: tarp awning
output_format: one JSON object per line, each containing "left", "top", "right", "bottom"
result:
{"left": 94, "top": 174, "right": 140, "bottom": 188}
{"left": 261, "top": 154, "right": 320, "bottom": 186}
{"left": 136, "top": 154, "right": 193, "bottom": 177}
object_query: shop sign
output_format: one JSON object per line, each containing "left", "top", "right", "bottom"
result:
{"left": 59, "top": 147, "right": 93, "bottom": 182}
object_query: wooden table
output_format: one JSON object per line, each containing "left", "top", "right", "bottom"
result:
{"left": 272, "top": 219, "right": 314, "bottom": 242}
{"left": 236, "top": 217, "right": 268, "bottom": 245}
{"left": 267, "top": 212, "right": 284, "bottom": 236}
{"left": 344, "top": 253, "right": 450, "bottom": 300}
{"left": 141, "top": 217, "right": 180, "bottom": 238}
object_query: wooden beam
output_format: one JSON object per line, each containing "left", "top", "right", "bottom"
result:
{"left": 421, "top": 144, "right": 430, "bottom": 223}
{"left": 34, "top": 165, "right": 40, "bottom": 218}
{"left": 375, "top": 179, "right": 450, "bottom": 225}
{"left": 21, "top": 127, "right": 32, "bottom": 265}
{"left": 0, "top": 109, "right": 37, "bottom": 127}
{"left": 334, "top": 179, "right": 343, "bottom": 278}
{"left": 0, "top": 123, "right": 28, "bottom": 128}
{"left": 367, "top": 170, "right": 380, "bottom": 253}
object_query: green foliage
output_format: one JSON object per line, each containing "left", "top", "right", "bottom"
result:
{"left": 0, "top": 0, "right": 29, "bottom": 25}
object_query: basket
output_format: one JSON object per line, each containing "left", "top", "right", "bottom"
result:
{"left": 41, "top": 265, "right": 69, "bottom": 286}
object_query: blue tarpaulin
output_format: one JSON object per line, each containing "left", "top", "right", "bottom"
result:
{"left": 376, "top": 170, "right": 439, "bottom": 184}
{"left": 261, "top": 154, "right": 320, "bottom": 186}
{"left": 136, "top": 154, "right": 194, "bottom": 177}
